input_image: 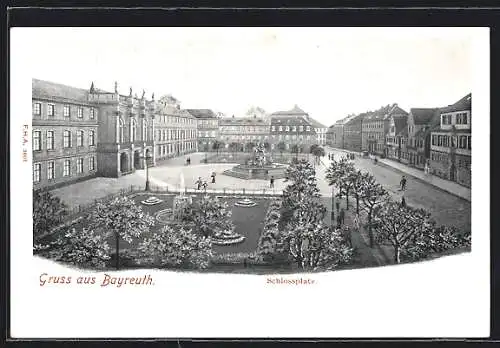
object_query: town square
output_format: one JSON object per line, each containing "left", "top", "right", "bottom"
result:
{"left": 30, "top": 28, "right": 472, "bottom": 273}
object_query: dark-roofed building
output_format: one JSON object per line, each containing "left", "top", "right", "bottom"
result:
{"left": 361, "top": 103, "right": 408, "bottom": 156}
{"left": 400, "top": 107, "right": 441, "bottom": 168}
{"left": 430, "top": 93, "right": 471, "bottom": 187}
{"left": 32, "top": 79, "right": 99, "bottom": 189}
{"left": 269, "top": 105, "right": 318, "bottom": 152}
{"left": 385, "top": 114, "right": 408, "bottom": 161}
{"left": 308, "top": 117, "right": 328, "bottom": 145}
{"left": 343, "top": 114, "right": 365, "bottom": 152}
{"left": 218, "top": 115, "right": 271, "bottom": 151}
{"left": 327, "top": 114, "right": 357, "bottom": 149}
{"left": 186, "top": 109, "right": 219, "bottom": 151}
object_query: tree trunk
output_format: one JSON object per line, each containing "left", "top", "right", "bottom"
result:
{"left": 346, "top": 189, "right": 349, "bottom": 210}
{"left": 356, "top": 195, "right": 360, "bottom": 215}
{"left": 115, "top": 231, "right": 120, "bottom": 270}
{"left": 368, "top": 210, "right": 374, "bottom": 248}
{"left": 394, "top": 245, "right": 401, "bottom": 264}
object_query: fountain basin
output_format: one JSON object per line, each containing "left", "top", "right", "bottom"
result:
{"left": 234, "top": 198, "right": 257, "bottom": 207}
{"left": 141, "top": 196, "right": 163, "bottom": 206}
{"left": 223, "top": 163, "right": 287, "bottom": 180}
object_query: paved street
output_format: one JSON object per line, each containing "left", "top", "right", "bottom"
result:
{"left": 322, "top": 146, "right": 471, "bottom": 234}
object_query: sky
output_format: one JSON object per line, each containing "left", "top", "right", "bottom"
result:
{"left": 15, "top": 27, "right": 475, "bottom": 126}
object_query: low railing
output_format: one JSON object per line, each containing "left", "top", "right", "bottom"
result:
{"left": 148, "top": 184, "right": 283, "bottom": 197}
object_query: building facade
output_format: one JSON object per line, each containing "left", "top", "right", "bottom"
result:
{"left": 186, "top": 109, "right": 219, "bottom": 151}
{"left": 430, "top": 94, "right": 471, "bottom": 187}
{"left": 343, "top": 114, "right": 364, "bottom": 152}
{"left": 32, "top": 79, "right": 99, "bottom": 190}
{"left": 385, "top": 114, "right": 408, "bottom": 161}
{"left": 155, "top": 96, "right": 198, "bottom": 162}
{"left": 361, "top": 104, "right": 408, "bottom": 156}
{"left": 218, "top": 115, "right": 271, "bottom": 151}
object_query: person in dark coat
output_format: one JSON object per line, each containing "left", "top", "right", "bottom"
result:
{"left": 401, "top": 196, "right": 406, "bottom": 207}
{"left": 211, "top": 172, "right": 216, "bottom": 183}
{"left": 335, "top": 201, "right": 340, "bottom": 213}
{"left": 400, "top": 176, "right": 407, "bottom": 191}
{"left": 270, "top": 176, "right": 275, "bottom": 188}
{"left": 202, "top": 181, "right": 208, "bottom": 192}
{"left": 336, "top": 215, "right": 342, "bottom": 229}
{"left": 195, "top": 177, "right": 202, "bottom": 190}
{"left": 339, "top": 208, "right": 345, "bottom": 225}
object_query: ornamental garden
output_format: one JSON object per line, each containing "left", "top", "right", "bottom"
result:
{"left": 33, "top": 156, "right": 471, "bottom": 273}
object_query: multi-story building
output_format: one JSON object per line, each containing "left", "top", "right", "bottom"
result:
{"left": 343, "top": 114, "right": 365, "bottom": 152}
{"left": 361, "top": 104, "right": 408, "bottom": 156}
{"left": 32, "top": 79, "right": 99, "bottom": 190}
{"left": 154, "top": 96, "right": 198, "bottom": 161}
{"left": 32, "top": 79, "right": 197, "bottom": 190}
{"left": 385, "top": 114, "right": 408, "bottom": 161}
{"left": 430, "top": 93, "right": 471, "bottom": 187}
{"left": 400, "top": 108, "right": 440, "bottom": 168}
{"left": 327, "top": 114, "right": 357, "bottom": 149}
{"left": 308, "top": 118, "right": 328, "bottom": 145}
{"left": 326, "top": 125, "right": 336, "bottom": 147}
{"left": 186, "top": 109, "right": 219, "bottom": 151}
{"left": 269, "top": 105, "right": 320, "bottom": 151}
{"left": 218, "top": 115, "right": 271, "bottom": 150}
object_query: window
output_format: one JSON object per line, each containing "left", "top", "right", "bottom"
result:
{"left": 285, "top": 126, "right": 290, "bottom": 132}
{"left": 47, "top": 161, "right": 54, "bottom": 180}
{"left": 300, "top": 126, "right": 304, "bottom": 132}
{"left": 451, "top": 136, "right": 457, "bottom": 148}
{"left": 279, "top": 126, "right": 283, "bottom": 131}
{"left": 33, "top": 163, "right": 41, "bottom": 183}
{"left": 456, "top": 112, "right": 468, "bottom": 125}
{"left": 33, "top": 103, "right": 41, "bottom": 115}
{"left": 77, "top": 107, "right": 84, "bottom": 118}
{"left": 131, "top": 119, "right": 137, "bottom": 142}
{"left": 292, "top": 126, "right": 297, "bottom": 132}
{"left": 468, "top": 136, "right": 471, "bottom": 150}
{"left": 118, "top": 119, "right": 124, "bottom": 143}
{"left": 47, "top": 130, "right": 54, "bottom": 150}
{"left": 77, "top": 158, "right": 84, "bottom": 173}
{"left": 77, "top": 130, "right": 84, "bottom": 147}
{"left": 63, "top": 105, "right": 70, "bottom": 117}
{"left": 47, "top": 104, "right": 55, "bottom": 117}
{"left": 89, "top": 156, "right": 95, "bottom": 171}
{"left": 271, "top": 126, "right": 275, "bottom": 132}
{"left": 33, "top": 130, "right": 41, "bottom": 151}
{"left": 432, "top": 135, "right": 437, "bottom": 146}
{"left": 306, "top": 126, "right": 310, "bottom": 131}
{"left": 89, "top": 130, "right": 95, "bottom": 146}
{"left": 63, "top": 130, "right": 71, "bottom": 148}
{"left": 90, "top": 107, "right": 95, "bottom": 119}
{"left": 63, "top": 159, "right": 71, "bottom": 176}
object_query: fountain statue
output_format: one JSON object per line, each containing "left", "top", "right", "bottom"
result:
{"left": 172, "top": 172, "right": 192, "bottom": 220}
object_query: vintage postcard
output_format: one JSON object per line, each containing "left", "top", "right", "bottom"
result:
{"left": 10, "top": 27, "right": 489, "bottom": 338}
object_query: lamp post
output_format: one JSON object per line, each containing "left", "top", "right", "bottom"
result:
{"left": 140, "top": 151, "right": 152, "bottom": 191}
{"left": 331, "top": 185, "right": 335, "bottom": 225}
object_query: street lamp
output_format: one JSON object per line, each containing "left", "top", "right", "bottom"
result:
{"left": 331, "top": 185, "right": 335, "bottom": 225}
{"left": 140, "top": 151, "right": 153, "bottom": 191}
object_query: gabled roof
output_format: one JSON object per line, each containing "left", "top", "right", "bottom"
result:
{"left": 33, "top": 78, "right": 90, "bottom": 103}
{"left": 185, "top": 109, "right": 217, "bottom": 119}
{"left": 219, "top": 116, "right": 270, "bottom": 126}
{"left": 397, "top": 126, "right": 408, "bottom": 137}
{"left": 308, "top": 117, "right": 327, "bottom": 128}
{"left": 410, "top": 108, "right": 440, "bottom": 125}
{"left": 440, "top": 93, "right": 471, "bottom": 113}
{"left": 344, "top": 114, "right": 364, "bottom": 126}
{"left": 271, "top": 105, "right": 308, "bottom": 116}
{"left": 363, "top": 103, "right": 408, "bottom": 121}
{"left": 393, "top": 116, "right": 408, "bottom": 134}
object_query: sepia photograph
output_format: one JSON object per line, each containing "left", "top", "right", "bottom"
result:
{"left": 9, "top": 26, "right": 489, "bottom": 338}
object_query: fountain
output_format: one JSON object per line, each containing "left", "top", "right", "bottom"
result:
{"left": 155, "top": 172, "right": 192, "bottom": 224}
{"left": 235, "top": 197, "right": 257, "bottom": 207}
{"left": 223, "top": 143, "right": 287, "bottom": 180}
{"left": 141, "top": 196, "right": 163, "bottom": 205}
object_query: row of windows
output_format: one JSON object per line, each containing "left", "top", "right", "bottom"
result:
{"left": 199, "top": 131, "right": 217, "bottom": 138}
{"left": 157, "top": 142, "right": 196, "bottom": 156}
{"left": 441, "top": 112, "right": 469, "bottom": 125}
{"left": 157, "top": 115, "right": 196, "bottom": 125}
{"left": 156, "top": 129, "right": 196, "bottom": 142}
{"left": 457, "top": 158, "right": 471, "bottom": 170}
{"left": 363, "top": 122, "right": 384, "bottom": 129}
{"left": 431, "top": 152, "right": 449, "bottom": 163}
{"left": 198, "top": 120, "right": 218, "bottom": 127}
{"left": 366, "top": 132, "right": 384, "bottom": 140}
{"left": 33, "top": 157, "right": 96, "bottom": 183}
{"left": 271, "top": 125, "right": 311, "bottom": 132}
{"left": 33, "top": 102, "right": 96, "bottom": 119}
{"left": 117, "top": 118, "right": 151, "bottom": 143}
{"left": 220, "top": 126, "right": 270, "bottom": 133}
{"left": 33, "top": 129, "right": 96, "bottom": 151}
{"left": 432, "top": 134, "right": 471, "bottom": 149}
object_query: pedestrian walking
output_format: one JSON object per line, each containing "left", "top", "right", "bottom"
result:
{"left": 339, "top": 208, "right": 345, "bottom": 225}
{"left": 211, "top": 172, "right": 216, "bottom": 184}
{"left": 336, "top": 215, "right": 342, "bottom": 229}
{"left": 195, "top": 177, "right": 202, "bottom": 190}
{"left": 335, "top": 201, "right": 340, "bottom": 213}
{"left": 270, "top": 176, "right": 275, "bottom": 188}
{"left": 202, "top": 181, "right": 208, "bottom": 192}
{"left": 401, "top": 195, "right": 406, "bottom": 207}
{"left": 400, "top": 175, "right": 407, "bottom": 191}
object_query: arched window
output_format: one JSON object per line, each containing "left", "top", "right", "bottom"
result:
{"left": 131, "top": 119, "right": 137, "bottom": 143}
{"left": 118, "top": 118, "right": 124, "bottom": 143}
{"left": 142, "top": 119, "right": 147, "bottom": 141}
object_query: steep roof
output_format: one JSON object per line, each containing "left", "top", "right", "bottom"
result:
{"left": 307, "top": 117, "right": 327, "bottom": 128}
{"left": 410, "top": 108, "right": 440, "bottom": 125}
{"left": 185, "top": 109, "right": 217, "bottom": 119}
{"left": 271, "top": 105, "right": 308, "bottom": 116}
{"left": 32, "top": 78, "right": 90, "bottom": 103}
{"left": 219, "top": 116, "right": 270, "bottom": 126}
{"left": 393, "top": 116, "right": 408, "bottom": 134}
{"left": 363, "top": 103, "right": 408, "bottom": 121}
{"left": 440, "top": 93, "right": 472, "bottom": 113}
{"left": 397, "top": 126, "right": 408, "bottom": 137}
{"left": 344, "top": 113, "right": 365, "bottom": 126}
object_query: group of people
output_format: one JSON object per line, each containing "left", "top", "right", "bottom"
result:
{"left": 195, "top": 172, "right": 216, "bottom": 192}
{"left": 327, "top": 153, "right": 356, "bottom": 161}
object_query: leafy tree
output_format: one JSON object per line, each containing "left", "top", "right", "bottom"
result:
{"left": 257, "top": 201, "right": 285, "bottom": 262}
{"left": 291, "top": 144, "right": 300, "bottom": 156}
{"left": 359, "top": 174, "right": 389, "bottom": 248}
{"left": 229, "top": 142, "right": 240, "bottom": 155}
{"left": 401, "top": 225, "right": 471, "bottom": 262}
{"left": 312, "top": 145, "right": 326, "bottom": 165}
{"left": 263, "top": 142, "right": 271, "bottom": 152}
{"left": 139, "top": 225, "right": 212, "bottom": 269}
{"left": 86, "top": 196, "right": 155, "bottom": 269}
{"left": 33, "top": 190, "right": 68, "bottom": 242}
{"left": 373, "top": 201, "right": 434, "bottom": 263}
{"left": 181, "top": 195, "right": 234, "bottom": 238}
{"left": 348, "top": 170, "right": 366, "bottom": 215}
{"left": 282, "top": 217, "right": 353, "bottom": 270}
{"left": 277, "top": 141, "right": 287, "bottom": 156}
{"left": 48, "top": 227, "right": 111, "bottom": 269}
{"left": 325, "top": 157, "right": 356, "bottom": 209}
{"left": 212, "top": 140, "right": 224, "bottom": 156}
